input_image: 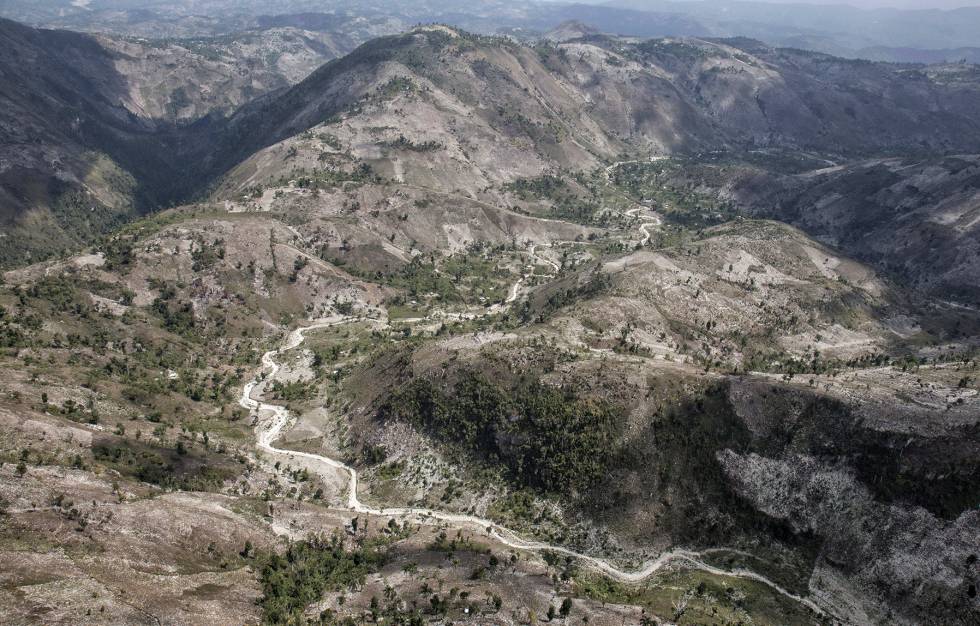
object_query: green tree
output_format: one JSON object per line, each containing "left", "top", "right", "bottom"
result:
{"left": 560, "top": 597, "right": 572, "bottom": 618}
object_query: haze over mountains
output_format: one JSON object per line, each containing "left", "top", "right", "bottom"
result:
{"left": 0, "top": 3, "right": 978, "bottom": 626}
{"left": 6, "top": 0, "right": 980, "bottom": 62}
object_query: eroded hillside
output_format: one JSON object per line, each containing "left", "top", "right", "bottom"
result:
{"left": 6, "top": 22, "right": 980, "bottom": 269}
{"left": 1, "top": 21, "right": 978, "bottom": 626}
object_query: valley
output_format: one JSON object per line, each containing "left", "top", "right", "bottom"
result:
{"left": 243, "top": 311, "right": 826, "bottom": 612}
{"left": 0, "top": 15, "right": 978, "bottom": 626}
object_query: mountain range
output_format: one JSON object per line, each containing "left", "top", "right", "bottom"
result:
{"left": 0, "top": 13, "right": 977, "bottom": 626}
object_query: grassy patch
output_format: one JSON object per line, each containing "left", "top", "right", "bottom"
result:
{"left": 92, "top": 435, "right": 241, "bottom": 491}
{"left": 387, "top": 304, "right": 427, "bottom": 320}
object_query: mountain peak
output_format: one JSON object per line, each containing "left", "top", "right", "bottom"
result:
{"left": 411, "top": 23, "right": 463, "bottom": 39}
{"left": 544, "top": 20, "right": 602, "bottom": 42}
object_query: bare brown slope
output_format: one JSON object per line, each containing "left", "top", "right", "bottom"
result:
{"left": 722, "top": 155, "right": 980, "bottom": 306}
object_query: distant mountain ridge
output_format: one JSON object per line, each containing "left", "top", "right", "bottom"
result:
{"left": 8, "top": 0, "right": 980, "bottom": 61}
{"left": 202, "top": 27, "right": 980, "bottom": 180}
{"left": 612, "top": 0, "right": 980, "bottom": 52}
{"left": 856, "top": 46, "right": 980, "bottom": 64}
{"left": 5, "top": 19, "right": 980, "bottom": 269}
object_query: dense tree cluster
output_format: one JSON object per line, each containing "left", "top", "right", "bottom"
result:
{"left": 257, "top": 533, "right": 387, "bottom": 624}
{"left": 379, "top": 371, "right": 622, "bottom": 496}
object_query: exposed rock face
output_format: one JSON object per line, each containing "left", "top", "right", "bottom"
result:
{"left": 718, "top": 451, "right": 979, "bottom": 625}
{"left": 707, "top": 374, "right": 980, "bottom": 625}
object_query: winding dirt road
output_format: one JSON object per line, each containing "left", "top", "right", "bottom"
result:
{"left": 237, "top": 235, "right": 829, "bottom": 619}
{"left": 238, "top": 320, "right": 824, "bottom": 616}
{"left": 626, "top": 207, "right": 663, "bottom": 246}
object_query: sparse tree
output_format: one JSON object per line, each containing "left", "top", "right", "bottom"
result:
{"left": 491, "top": 593, "right": 502, "bottom": 611}
{"left": 560, "top": 597, "right": 572, "bottom": 618}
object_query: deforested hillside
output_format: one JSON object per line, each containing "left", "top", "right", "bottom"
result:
{"left": 0, "top": 18, "right": 180, "bottom": 265}
{"left": 6, "top": 21, "right": 980, "bottom": 269}
{"left": 95, "top": 27, "right": 352, "bottom": 123}
{"left": 734, "top": 156, "right": 980, "bottom": 306}
{"left": 187, "top": 28, "right": 980, "bottom": 246}
{"left": 616, "top": 153, "right": 980, "bottom": 306}
{"left": 4, "top": 141, "right": 976, "bottom": 623}
{"left": 1, "top": 19, "right": 979, "bottom": 625}
{"left": 203, "top": 28, "right": 980, "bottom": 187}
{"left": 0, "top": 17, "right": 351, "bottom": 267}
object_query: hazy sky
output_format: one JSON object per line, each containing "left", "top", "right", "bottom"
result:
{"left": 689, "top": 0, "right": 980, "bottom": 8}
